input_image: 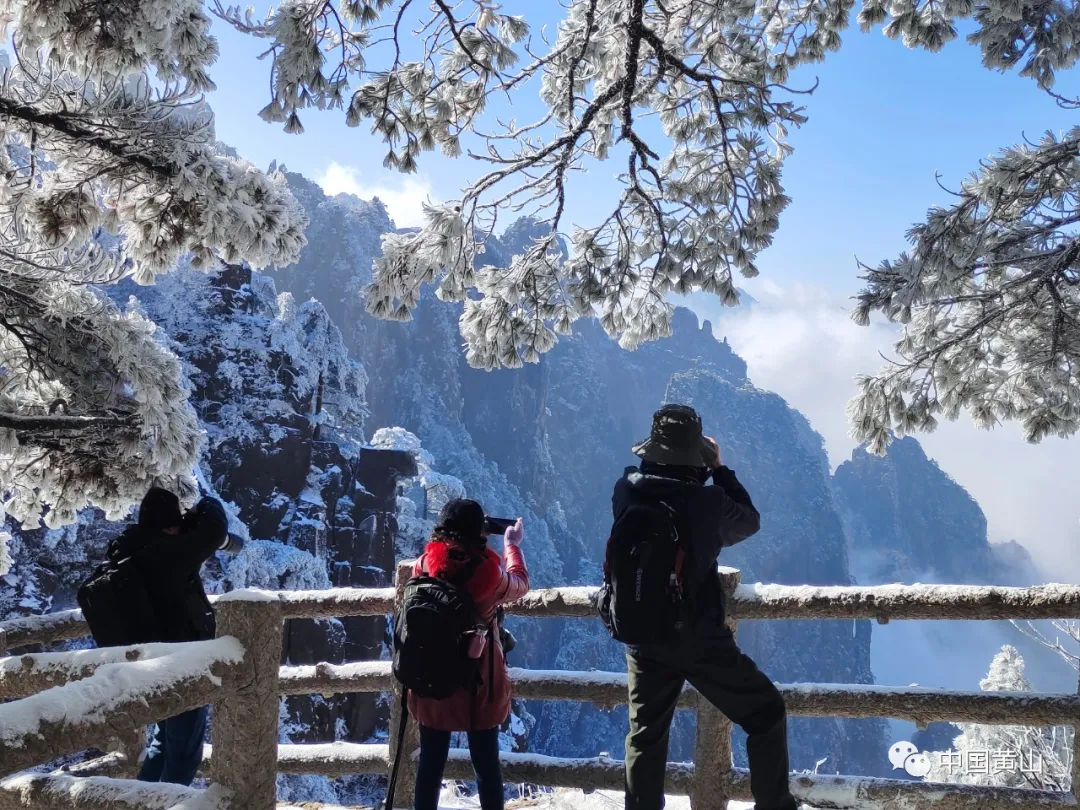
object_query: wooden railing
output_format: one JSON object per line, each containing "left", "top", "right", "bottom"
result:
{"left": 2, "top": 566, "right": 1080, "bottom": 810}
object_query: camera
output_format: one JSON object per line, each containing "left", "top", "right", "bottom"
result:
{"left": 483, "top": 516, "right": 515, "bottom": 536}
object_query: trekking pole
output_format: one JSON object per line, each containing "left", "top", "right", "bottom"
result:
{"left": 381, "top": 690, "right": 409, "bottom": 810}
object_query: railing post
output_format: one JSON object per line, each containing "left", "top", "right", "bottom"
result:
{"left": 109, "top": 725, "right": 145, "bottom": 778}
{"left": 388, "top": 560, "right": 419, "bottom": 809}
{"left": 211, "top": 594, "right": 283, "bottom": 810}
{"left": 691, "top": 567, "right": 740, "bottom": 810}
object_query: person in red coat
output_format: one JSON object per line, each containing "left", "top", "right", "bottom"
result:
{"left": 411, "top": 499, "right": 530, "bottom": 810}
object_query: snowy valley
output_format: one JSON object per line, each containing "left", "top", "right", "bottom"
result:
{"left": 1, "top": 168, "right": 1071, "bottom": 806}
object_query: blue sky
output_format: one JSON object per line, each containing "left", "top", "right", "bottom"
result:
{"left": 204, "top": 8, "right": 1080, "bottom": 577}
{"left": 207, "top": 8, "right": 1080, "bottom": 300}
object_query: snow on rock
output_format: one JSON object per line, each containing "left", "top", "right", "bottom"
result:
{"left": 0, "top": 532, "right": 12, "bottom": 577}
{"left": 370, "top": 427, "right": 425, "bottom": 457}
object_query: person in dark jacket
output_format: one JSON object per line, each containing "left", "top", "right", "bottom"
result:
{"left": 616, "top": 405, "right": 796, "bottom": 810}
{"left": 108, "top": 487, "right": 243, "bottom": 786}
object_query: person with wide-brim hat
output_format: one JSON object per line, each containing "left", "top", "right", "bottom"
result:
{"left": 609, "top": 403, "right": 797, "bottom": 810}
{"left": 630, "top": 402, "right": 719, "bottom": 468}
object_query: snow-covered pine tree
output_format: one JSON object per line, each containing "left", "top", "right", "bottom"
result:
{"left": 929, "top": 645, "right": 1072, "bottom": 791}
{"left": 0, "top": 2, "right": 307, "bottom": 528}
{"left": 849, "top": 124, "right": 1080, "bottom": 451}
{"left": 219, "top": 0, "right": 1080, "bottom": 436}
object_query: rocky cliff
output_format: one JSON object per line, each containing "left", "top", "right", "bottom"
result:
{"left": 260, "top": 176, "right": 892, "bottom": 777}
{"left": 5, "top": 165, "right": 1055, "bottom": 803}
{"left": 830, "top": 436, "right": 1069, "bottom": 761}
{"left": 0, "top": 264, "right": 418, "bottom": 804}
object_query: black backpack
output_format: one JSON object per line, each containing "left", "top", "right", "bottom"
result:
{"left": 384, "top": 555, "right": 487, "bottom": 810}
{"left": 77, "top": 554, "right": 162, "bottom": 648}
{"left": 391, "top": 556, "right": 485, "bottom": 700}
{"left": 596, "top": 498, "right": 689, "bottom": 645}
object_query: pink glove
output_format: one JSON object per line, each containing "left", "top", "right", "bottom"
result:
{"left": 504, "top": 518, "right": 524, "bottom": 547}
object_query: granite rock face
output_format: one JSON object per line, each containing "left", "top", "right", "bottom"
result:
{"left": 259, "top": 178, "right": 891, "bottom": 776}
{"left": 7, "top": 170, "right": 1052, "bottom": 799}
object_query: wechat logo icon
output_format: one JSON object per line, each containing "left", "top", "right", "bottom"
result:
{"left": 888, "top": 741, "right": 932, "bottom": 778}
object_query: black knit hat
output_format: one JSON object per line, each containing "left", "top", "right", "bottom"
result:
{"left": 631, "top": 404, "right": 712, "bottom": 467}
{"left": 435, "top": 498, "right": 486, "bottom": 544}
{"left": 138, "top": 486, "right": 184, "bottom": 532}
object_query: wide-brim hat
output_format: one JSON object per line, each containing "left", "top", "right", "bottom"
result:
{"left": 632, "top": 404, "right": 712, "bottom": 467}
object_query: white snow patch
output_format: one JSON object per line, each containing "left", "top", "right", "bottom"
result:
{"left": 215, "top": 587, "right": 278, "bottom": 603}
{"left": 508, "top": 668, "right": 627, "bottom": 687}
{"left": 437, "top": 788, "right": 752, "bottom": 810}
{"left": 0, "top": 531, "right": 12, "bottom": 577}
{"left": 275, "top": 586, "right": 395, "bottom": 610}
{"left": 0, "top": 642, "right": 196, "bottom": 679}
{"left": 299, "top": 486, "right": 325, "bottom": 507}
{"left": 0, "top": 773, "right": 207, "bottom": 809}
{"left": 738, "top": 581, "right": 1080, "bottom": 602}
{"left": 279, "top": 742, "right": 389, "bottom": 765}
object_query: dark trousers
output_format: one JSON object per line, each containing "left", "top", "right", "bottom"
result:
{"left": 414, "top": 725, "right": 504, "bottom": 810}
{"left": 137, "top": 706, "right": 208, "bottom": 787}
{"left": 625, "top": 630, "right": 796, "bottom": 810}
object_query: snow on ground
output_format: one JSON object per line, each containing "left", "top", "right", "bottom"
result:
{"left": 436, "top": 787, "right": 754, "bottom": 810}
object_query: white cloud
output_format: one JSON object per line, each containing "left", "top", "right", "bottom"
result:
{"left": 701, "top": 281, "right": 1080, "bottom": 582}
{"left": 317, "top": 162, "right": 435, "bottom": 228}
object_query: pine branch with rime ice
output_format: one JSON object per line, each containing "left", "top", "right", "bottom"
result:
{"left": 0, "top": 0, "right": 310, "bottom": 527}
{"left": 219, "top": 0, "right": 1080, "bottom": 423}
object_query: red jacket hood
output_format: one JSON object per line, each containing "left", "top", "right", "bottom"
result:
{"left": 422, "top": 541, "right": 503, "bottom": 601}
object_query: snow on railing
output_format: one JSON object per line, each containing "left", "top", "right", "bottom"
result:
{"left": 0, "top": 637, "right": 244, "bottom": 779}
{"left": 0, "top": 588, "right": 396, "bottom": 654}
{"left": 5, "top": 568, "right": 1080, "bottom": 810}
{"left": 0, "top": 773, "right": 214, "bottom": 810}
{"left": 0, "top": 609, "right": 90, "bottom": 652}
{"left": 277, "top": 661, "right": 394, "bottom": 696}
{"left": 731, "top": 580, "right": 1080, "bottom": 622}
{"left": 7, "top": 577, "right": 1080, "bottom": 652}
{"left": 0, "top": 642, "right": 208, "bottom": 700}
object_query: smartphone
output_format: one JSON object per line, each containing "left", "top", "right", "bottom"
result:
{"left": 483, "top": 516, "right": 515, "bottom": 535}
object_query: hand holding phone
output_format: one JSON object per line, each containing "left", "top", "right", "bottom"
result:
{"left": 484, "top": 516, "right": 515, "bottom": 536}
{"left": 504, "top": 518, "right": 524, "bottom": 547}
{"left": 703, "top": 436, "right": 722, "bottom": 469}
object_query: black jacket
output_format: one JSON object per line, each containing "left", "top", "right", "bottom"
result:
{"left": 612, "top": 463, "right": 760, "bottom": 634}
{"left": 107, "top": 497, "right": 231, "bottom": 643}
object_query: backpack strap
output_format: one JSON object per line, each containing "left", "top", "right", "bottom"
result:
{"left": 488, "top": 616, "right": 496, "bottom": 702}
{"left": 658, "top": 499, "right": 687, "bottom": 597}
